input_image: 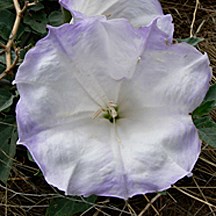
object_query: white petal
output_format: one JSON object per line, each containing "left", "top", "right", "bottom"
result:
{"left": 116, "top": 107, "right": 201, "bottom": 196}
{"left": 15, "top": 17, "right": 144, "bottom": 142}
{"left": 23, "top": 118, "right": 117, "bottom": 194}
{"left": 60, "top": 0, "right": 163, "bottom": 27}
{"left": 123, "top": 20, "right": 212, "bottom": 113}
{"left": 22, "top": 106, "right": 200, "bottom": 199}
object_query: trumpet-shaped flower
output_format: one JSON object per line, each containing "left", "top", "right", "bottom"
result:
{"left": 59, "top": 0, "right": 173, "bottom": 37}
{"left": 14, "top": 16, "right": 211, "bottom": 199}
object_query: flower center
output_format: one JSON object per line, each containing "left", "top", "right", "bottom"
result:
{"left": 93, "top": 101, "right": 120, "bottom": 123}
{"left": 103, "top": 101, "right": 119, "bottom": 123}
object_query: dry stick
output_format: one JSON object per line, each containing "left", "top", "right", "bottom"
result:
{"left": 190, "top": 0, "right": 200, "bottom": 37}
{"left": 178, "top": 186, "right": 216, "bottom": 189}
{"left": 144, "top": 195, "right": 160, "bottom": 215}
{"left": 138, "top": 194, "right": 161, "bottom": 216}
{"left": 93, "top": 208, "right": 111, "bottom": 216}
{"left": 200, "top": 157, "right": 216, "bottom": 168}
{"left": 0, "top": 0, "right": 32, "bottom": 81}
{"left": 79, "top": 206, "right": 96, "bottom": 216}
{"left": 193, "top": 177, "right": 216, "bottom": 216}
{"left": 0, "top": 48, "right": 20, "bottom": 80}
{"left": 0, "top": 42, "right": 6, "bottom": 48}
{"left": 173, "top": 185, "right": 216, "bottom": 209}
{"left": 5, "top": 185, "right": 8, "bottom": 216}
{"left": 167, "top": 192, "right": 177, "bottom": 203}
{"left": 92, "top": 210, "right": 100, "bottom": 216}
{"left": 0, "top": 203, "right": 49, "bottom": 209}
{"left": 126, "top": 202, "right": 138, "bottom": 216}
{"left": 195, "top": 19, "right": 206, "bottom": 35}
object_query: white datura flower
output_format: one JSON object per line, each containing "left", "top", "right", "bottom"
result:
{"left": 14, "top": 16, "right": 211, "bottom": 199}
{"left": 59, "top": 0, "right": 173, "bottom": 37}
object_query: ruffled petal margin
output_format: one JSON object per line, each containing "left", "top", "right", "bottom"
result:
{"left": 14, "top": 17, "right": 211, "bottom": 199}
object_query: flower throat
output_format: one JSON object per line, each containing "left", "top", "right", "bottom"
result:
{"left": 93, "top": 101, "right": 120, "bottom": 123}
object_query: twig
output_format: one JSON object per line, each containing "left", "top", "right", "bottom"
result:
{"left": 190, "top": 0, "right": 200, "bottom": 37}
{"left": 195, "top": 19, "right": 206, "bottom": 35}
{"left": 126, "top": 202, "right": 137, "bottom": 216}
{"left": 80, "top": 206, "right": 95, "bottom": 216}
{"left": 0, "top": 48, "right": 20, "bottom": 80}
{"left": 200, "top": 157, "right": 216, "bottom": 168}
{"left": 0, "top": 0, "right": 35, "bottom": 80}
{"left": 138, "top": 194, "right": 161, "bottom": 216}
{"left": 173, "top": 185, "right": 216, "bottom": 209}
{"left": 0, "top": 203, "right": 49, "bottom": 209}
{"left": 0, "top": 184, "right": 60, "bottom": 198}
{"left": 193, "top": 177, "right": 216, "bottom": 216}
{"left": 0, "top": 42, "right": 6, "bottom": 48}
{"left": 5, "top": 184, "right": 8, "bottom": 216}
{"left": 7, "top": 1, "right": 28, "bottom": 50}
{"left": 93, "top": 207, "right": 111, "bottom": 216}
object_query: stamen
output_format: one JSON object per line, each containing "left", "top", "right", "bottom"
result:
{"left": 92, "top": 101, "right": 121, "bottom": 143}
{"left": 92, "top": 100, "right": 119, "bottom": 123}
{"left": 92, "top": 109, "right": 103, "bottom": 119}
{"left": 107, "top": 101, "right": 118, "bottom": 119}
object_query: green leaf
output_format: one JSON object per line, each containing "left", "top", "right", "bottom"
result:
{"left": 193, "top": 84, "right": 216, "bottom": 148}
{"left": 158, "top": 191, "right": 167, "bottom": 195}
{"left": 46, "top": 196, "right": 97, "bottom": 216}
{"left": 0, "top": 85, "right": 14, "bottom": 112}
{"left": 193, "top": 100, "right": 215, "bottom": 116}
{"left": 0, "top": 9, "right": 15, "bottom": 41}
{"left": 62, "top": 8, "right": 72, "bottom": 23}
{"left": 23, "top": 11, "right": 48, "bottom": 35}
{"left": 194, "top": 116, "right": 215, "bottom": 128}
{"left": 204, "top": 83, "right": 216, "bottom": 102}
{"left": 0, "top": 49, "right": 6, "bottom": 65}
{"left": 0, "top": 64, "right": 5, "bottom": 74}
{"left": 198, "top": 128, "right": 216, "bottom": 148}
{"left": 29, "top": 3, "right": 45, "bottom": 12}
{"left": 0, "top": 119, "right": 17, "bottom": 184}
{"left": 0, "top": 0, "right": 13, "bottom": 11}
{"left": 27, "top": 150, "right": 35, "bottom": 162}
{"left": 193, "top": 84, "right": 216, "bottom": 117}
{"left": 177, "top": 37, "right": 204, "bottom": 46}
{"left": 194, "top": 116, "right": 216, "bottom": 148}
{"left": 48, "top": 11, "right": 65, "bottom": 26}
